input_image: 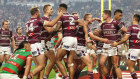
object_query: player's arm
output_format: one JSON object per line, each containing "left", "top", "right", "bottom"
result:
{"left": 23, "top": 56, "right": 32, "bottom": 79}
{"left": 120, "top": 25, "right": 127, "bottom": 36}
{"left": 77, "top": 19, "right": 89, "bottom": 40}
{"left": 11, "top": 36, "right": 16, "bottom": 49}
{"left": 89, "top": 31, "right": 108, "bottom": 43}
{"left": 54, "top": 32, "right": 63, "bottom": 48}
{"left": 43, "top": 11, "right": 63, "bottom": 27}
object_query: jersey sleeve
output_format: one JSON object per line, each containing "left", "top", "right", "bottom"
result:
{"left": 126, "top": 26, "right": 132, "bottom": 36}
{"left": 117, "top": 21, "right": 124, "bottom": 30}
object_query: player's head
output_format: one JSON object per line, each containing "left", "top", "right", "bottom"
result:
{"left": 30, "top": 7, "right": 40, "bottom": 18}
{"left": 114, "top": 9, "right": 123, "bottom": 21}
{"left": 2, "top": 20, "right": 9, "bottom": 30}
{"left": 93, "top": 28, "right": 99, "bottom": 36}
{"left": 16, "top": 26, "right": 22, "bottom": 34}
{"left": 43, "top": 4, "right": 53, "bottom": 16}
{"left": 72, "top": 12, "right": 79, "bottom": 17}
{"left": 16, "top": 41, "right": 31, "bottom": 52}
{"left": 132, "top": 14, "right": 140, "bottom": 23}
{"left": 102, "top": 10, "right": 111, "bottom": 20}
{"left": 84, "top": 13, "right": 93, "bottom": 24}
{"left": 58, "top": 3, "right": 67, "bottom": 12}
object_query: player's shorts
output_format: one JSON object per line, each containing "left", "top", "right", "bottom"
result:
{"left": 76, "top": 45, "right": 88, "bottom": 57}
{"left": 0, "top": 46, "right": 11, "bottom": 55}
{"left": 117, "top": 45, "right": 122, "bottom": 55}
{"left": 0, "top": 73, "right": 20, "bottom": 79}
{"left": 59, "top": 37, "right": 77, "bottom": 51}
{"left": 87, "top": 49, "right": 96, "bottom": 55}
{"left": 96, "top": 49, "right": 103, "bottom": 55}
{"left": 102, "top": 43, "right": 118, "bottom": 56}
{"left": 46, "top": 41, "right": 55, "bottom": 51}
{"left": 31, "top": 43, "right": 44, "bottom": 56}
{"left": 41, "top": 40, "right": 48, "bottom": 52}
{"left": 128, "top": 49, "right": 140, "bottom": 61}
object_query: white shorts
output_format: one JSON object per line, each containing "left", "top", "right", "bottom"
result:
{"left": 128, "top": 49, "right": 140, "bottom": 61}
{"left": 102, "top": 43, "right": 118, "bottom": 56}
{"left": 31, "top": 43, "right": 44, "bottom": 56}
{"left": 0, "top": 73, "right": 20, "bottom": 79}
{"left": 87, "top": 49, "right": 95, "bottom": 55}
{"left": 96, "top": 49, "right": 103, "bottom": 55}
{"left": 76, "top": 46, "right": 88, "bottom": 57}
{"left": 59, "top": 37, "right": 77, "bottom": 51}
{"left": 117, "top": 45, "right": 122, "bottom": 55}
{"left": 41, "top": 40, "right": 48, "bottom": 52}
{"left": 0, "top": 46, "right": 11, "bottom": 55}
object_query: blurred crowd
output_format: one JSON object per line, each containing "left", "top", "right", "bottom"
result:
{"left": 0, "top": 0, "right": 140, "bottom": 33}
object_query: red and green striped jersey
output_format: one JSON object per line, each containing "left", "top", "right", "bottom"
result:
{"left": 1, "top": 49, "right": 32, "bottom": 74}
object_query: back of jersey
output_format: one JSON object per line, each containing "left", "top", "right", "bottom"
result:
{"left": 59, "top": 13, "right": 78, "bottom": 37}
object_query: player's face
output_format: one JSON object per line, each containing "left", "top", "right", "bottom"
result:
{"left": 3, "top": 22, "right": 9, "bottom": 30}
{"left": 25, "top": 43, "right": 31, "bottom": 51}
{"left": 93, "top": 29, "right": 99, "bottom": 36}
{"left": 102, "top": 13, "right": 108, "bottom": 20}
{"left": 47, "top": 6, "right": 53, "bottom": 16}
{"left": 37, "top": 9, "right": 41, "bottom": 18}
{"left": 17, "top": 28, "right": 22, "bottom": 34}
{"left": 87, "top": 15, "right": 93, "bottom": 24}
{"left": 115, "top": 12, "right": 123, "bottom": 21}
{"left": 73, "top": 14, "right": 79, "bottom": 17}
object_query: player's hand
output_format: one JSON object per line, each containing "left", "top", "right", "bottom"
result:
{"left": 86, "top": 38, "right": 91, "bottom": 43}
{"left": 111, "top": 41, "right": 118, "bottom": 47}
{"left": 95, "top": 18, "right": 102, "bottom": 23}
{"left": 104, "top": 38, "right": 111, "bottom": 44}
{"left": 57, "top": 10, "right": 63, "bottom": 17}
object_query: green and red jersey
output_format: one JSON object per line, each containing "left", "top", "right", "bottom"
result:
{"left": 1, "top": 49, "right": 32, "bottom": 74}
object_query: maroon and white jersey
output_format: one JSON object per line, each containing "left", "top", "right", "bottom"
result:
{"left": 59, "top": 13, "right": 78, "bottom": 37}
{"left": 13, "top": 34, "right": 26, "bottom": 46}
{"left": 25, "top": 17, "right": 43, "bottom": 44}
{"left": 0, "top": 28, "right": 12, "bottom": 46}
{"left": 41, "top": 16, "right": 51, "bottom": 40}
{"left": 117, "top": 22, "right": 125, "bottom": 41}
{"left": 77, "top": 26, "right": 85, "bottom": 46}
{"left": 126, "top": 25, "right": 140, "bottom": 49}
{"left": 101, "top": 20, "right": 124, "bottom": 41}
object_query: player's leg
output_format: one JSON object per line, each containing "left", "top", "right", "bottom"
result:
{"left": 127, "top": 59, "right": 137, "bottom": 79}
{"left": 32, "top": 54, "right": 46, "bottom": 76}
{"left": 81, "top": 54, "right": 93, "bottom": 79}
{"left": 56, "top": 48, "right": 68, "bottom": 78}
{"left": 45, "top": 50, "right": 56, "bottom": 76}
{"left": 4, "top": 46, "right": 11, "bottom": 63}
{"left": 68, "top": 50, "right": 76, "bottom": 79}
{"left": 107, "top": 57, "right": 113, "bottom": 76}
{"left": 99, "top": 55, "right": 109, "bottom": 78}
{"left": 0, "top": 54, "right": 4, "bottom": 68}
{"left": 111, "top": 55, "right": 122, "bottom": 79}
{"left": 137, "top": 60, "right": 140, "bottom": 70}
{"left": 97, "top": 54, "right": 103, "bottom": 79}
{"left": 91, "top": 52, "right": 97, "bottom": 73}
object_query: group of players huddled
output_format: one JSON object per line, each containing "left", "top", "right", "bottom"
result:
{"left": 0, "top": 3, "right": 139, "bottom": 79}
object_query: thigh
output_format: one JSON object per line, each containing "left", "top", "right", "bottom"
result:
{"left": 0, "top": 55, "right": 4, "bottom": 62}
{"left": 4, "top": 54, "right": 11, "bottom": 62}
{"left": 35, "top": 54, "right": 46, "bottom": 66}
{"left": 46, "top": 50, "right": 55, "bottom": 60}
{"left": 56, "top": 48, "right": 67, "bottom": 60}
{"left": 111, "top": 55, "right": 119, "bottom": 66}
{"left": 99, "top": 55, "right": 108, "bottom": 65}
{"left": 137, "top": 59, "right": 140, "bottom": 70}
{"left": 81, "top": 55, "right": 92, "bottom": 65}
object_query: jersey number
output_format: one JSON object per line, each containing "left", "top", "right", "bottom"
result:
{"left": 69, "top": 17, "right": 75, "bottom": 25}
{"left": 11, "top": 54, "right": 19, "bottom": 60}
{"left": 26, "top": 23, "right": 34, "bottom": 32}
{"left": 137, "top": 31, "right": 140, "bottom": 39}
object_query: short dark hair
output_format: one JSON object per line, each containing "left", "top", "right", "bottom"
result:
{"left": 43, "top": 4, "right": 51, "bottom": 13}
{"left": 103, "top": 10, "right": 111, "bottom": 16}
{"left": 114, "top": 9, "right": 123, "bottom": 15}
{"left": 30, "top": 7, "right": 39, "bottom": 15}
{"left": 2, "top": 20, "right": 9, "bottom": 26}
{"left": 15, "top": 41, "right": 29, "bottom": 53}
{"left": 16, "top": 26, "right": 21, "bottom": 33}
{"left": 72, "top": 12, "right": 78, "bottom": 15}
{"left": 133, "top": 14, "right": 140, "bottom": 22}
{"left": 84, "top": 13, "right": 91, "bottom": 20}
{"left": 59, "top": 3, "right": 67, "bottom": 10}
